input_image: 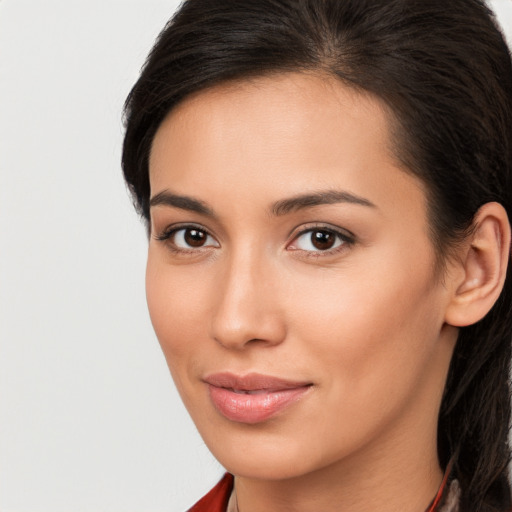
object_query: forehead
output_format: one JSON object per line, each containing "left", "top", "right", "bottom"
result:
{"left": 149, "top": 71, "right": 426, "bottom": 221}
{"left": 151, "top": 72, "right": 389, "bottom": 170}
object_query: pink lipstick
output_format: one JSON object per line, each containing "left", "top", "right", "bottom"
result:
{"left": 204, "top": 373, "right": 312, "bottom": 424}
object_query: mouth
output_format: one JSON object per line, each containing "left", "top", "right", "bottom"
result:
{"left": 203, "top": 372, "right": 313, "bottom": 424}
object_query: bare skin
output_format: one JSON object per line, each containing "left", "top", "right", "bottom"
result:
{"left": 146, "top": 72, "right": 510, "bottom": 512}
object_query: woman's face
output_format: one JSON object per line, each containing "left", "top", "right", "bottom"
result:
{"left": 147, "top": 73, "right": 458, "bottom": 480}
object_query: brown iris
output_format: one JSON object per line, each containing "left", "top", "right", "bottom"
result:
{"left": 184, "top": 228, "right": 207, "bottom": 247}
{"left": 311, "top": 230, "right": 336, "bottom": 250}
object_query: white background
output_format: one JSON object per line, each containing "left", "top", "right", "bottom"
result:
{"left": 0, "top": 1, "right": 511, "bottom": 511}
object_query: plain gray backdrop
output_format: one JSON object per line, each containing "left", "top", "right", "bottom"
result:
{"left": 1, "top": 1, "right": 511, "bottom": 511}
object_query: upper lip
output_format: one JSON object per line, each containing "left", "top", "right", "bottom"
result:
{"left": 203, "top": 372, "right": 312, "bottom": 391}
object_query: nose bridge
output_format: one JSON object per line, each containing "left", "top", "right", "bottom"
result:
{"left": 210, "top": 244, "right": 285, "bottom": 349}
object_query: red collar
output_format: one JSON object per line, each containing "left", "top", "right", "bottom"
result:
{"left": 426, "top": 458, "right": 456, "bottom": 512}
{"left": 188, "top": 466, "right": 455, "bottom": 512}
{"left": 187, "top": 473, "right": 233, "bottom": 512}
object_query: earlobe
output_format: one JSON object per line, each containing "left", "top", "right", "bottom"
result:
{"left": 445, "top": 202, "right": 511, "bottom": 327}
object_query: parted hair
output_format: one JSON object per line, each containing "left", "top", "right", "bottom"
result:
{"left": 122, "top": 1, "right": 512, "bottom": 510}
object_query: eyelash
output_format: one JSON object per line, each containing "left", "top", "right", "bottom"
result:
{"left": 155, "top": 223, "right": 355, "bottom": 257}
{"left": 287, "top": 224, "right": 355, "bottom": 258}
{"left": 155, "top": 224, "right": 218, "bottom": 254}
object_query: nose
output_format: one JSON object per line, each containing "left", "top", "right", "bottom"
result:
{"left": 209, "top": 251, "right": 286, "bottom": 350}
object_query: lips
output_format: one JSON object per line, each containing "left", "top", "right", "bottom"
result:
{"left": 204, "top": 372, "right": 312, "bottom": 424}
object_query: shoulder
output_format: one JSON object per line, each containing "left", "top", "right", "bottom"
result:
{"left": 187, "top": 473, "right": 234, "bottom": 512}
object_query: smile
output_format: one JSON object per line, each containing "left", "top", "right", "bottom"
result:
{"left": 204, "top": 373, "right": 313, "bottom": 424}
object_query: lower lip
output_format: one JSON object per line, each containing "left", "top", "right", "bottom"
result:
{"left": 207, "top": 384, "right": 311, "bottom": 424}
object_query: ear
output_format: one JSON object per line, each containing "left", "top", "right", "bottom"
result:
{"left": 444, "top": 202, "right": 511, "bottom": 327}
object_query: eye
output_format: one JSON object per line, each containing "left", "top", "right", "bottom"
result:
{"left": 157, "top": 226, "right": 220, "bottom": 250}
{"left": 288, "top": 228, "right": 352, "bottom": 253}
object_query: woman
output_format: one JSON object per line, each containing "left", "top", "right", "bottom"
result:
{"left": 122, "top": 0, "right": 512, "bottom": 511}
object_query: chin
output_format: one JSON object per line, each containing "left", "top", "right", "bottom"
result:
{"left": 202, "top": 427, "right": 330, "bottom": 480}
{"left": 221, "top": 455, "right": 312, "bottom": 481}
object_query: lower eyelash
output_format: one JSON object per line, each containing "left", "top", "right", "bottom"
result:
{"left": 154, "top": 224, "right": 219, "bottom": 255}
{"left": 154, "top": 224, "right": 354, "bottom": 257}
{"left": 297, "top": 238, "right": 353, "bottom": 259}
{"left": 291, "top": 227, "right": 355, "bottom": 253}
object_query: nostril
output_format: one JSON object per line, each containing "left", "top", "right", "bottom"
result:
{"left": 209, "top": 265, "right": 287, "bottom": 349}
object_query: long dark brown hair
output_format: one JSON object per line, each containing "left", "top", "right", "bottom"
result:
{"left": 122, "top": 1, "right": 512, "bottom": 510}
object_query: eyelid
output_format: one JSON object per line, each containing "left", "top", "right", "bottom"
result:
{"left": 154, "top": 223, "right": 220, "bottom": 249}
{"left": 287, "top": 222, "right": 355, "bottom": 241}
{"left": 287, "top": 223, "right": 356, "bottom": 254}
{"left": 154, "top": 221, "right": 354, "bottom": 256}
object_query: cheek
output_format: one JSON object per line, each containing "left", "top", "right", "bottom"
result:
{"left": 277, "top": 270, "right": 444, "bottom": 461}
{"left": 145, "top": 253, "right": 209, "bottom": 381}
{"left": 286, "top": 249, "right": 443, "bottom": 397}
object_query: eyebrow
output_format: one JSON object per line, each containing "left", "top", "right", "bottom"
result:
{"left": 149, "top": 190, "right": 215, "bottom": 217}
{"left": 271, "top": 190, "right": 376, "bottom": 216}
{"left": 149, "top": 189, "right": 376, "bottom": 218}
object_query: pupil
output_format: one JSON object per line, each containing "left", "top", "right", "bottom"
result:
{"left": 185, "top": 229, "right": 206, "bottom": 247}
{"left": 312, "top": 230, "right": 335, "bottom": 250}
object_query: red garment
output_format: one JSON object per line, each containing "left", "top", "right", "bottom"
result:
{"left": 187, "top": 473, "right": 233, "bottom": 512}
{"left": 187, "top": 471, "right": 452, "bottom": 512}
